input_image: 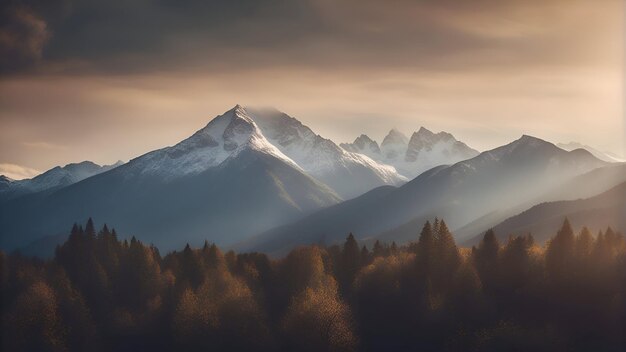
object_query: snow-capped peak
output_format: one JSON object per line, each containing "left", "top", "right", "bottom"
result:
{"left": 381, "top": 129, "right": 409, "bottom": 161}
{"left": 127, "top": 105, "right": 300, "bottom": 179}
{"left": 340, "top": 134, "right": 381, "bottom": 156}
{"left": 382, "top": 129, "right": 409, "bottom": 147}
{"left": 340, "top": 127, "right": 479, "bottom": 179}
{"left": 243, "top": 107, "right": 406, "bottom": 198}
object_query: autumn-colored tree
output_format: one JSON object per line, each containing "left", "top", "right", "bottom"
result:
{"left": 3, "top": 281, "right": 67, "bottom": 352}
{"left": 282, "top": 276, "right": 357, "bottom": 352}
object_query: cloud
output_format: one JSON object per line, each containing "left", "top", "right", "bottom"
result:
{"left": 0, "top": 163, "right": 40, "bottom": 180}
{"left": 21, "top": 141, "right": 67, "bottom": 150}
{"left": 0, "top": 4, "right": 51, "bottom": 73}
{"left": 0, "top": 0, "right": 622, "bottom": 167}
{"left": 1, "top": 0, "right": 621, "bottom": 75}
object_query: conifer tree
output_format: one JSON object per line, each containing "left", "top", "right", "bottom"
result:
{"left": 473, "top": 229, "right": 500, "bottom": 290}
{"left": 390, "top": 242, "right": 398, "bottom": 255}
{"left": 85, "top": 217, "right": 96, "bottom": 238}
{"left": 372, "top": 240, "right": 384, "bottom": 258}
{"left": 360, "top": 245, "right": 371, "bottom": 266}
{"left": 575, "top": 227, "right": 594, "bottom": 259}
{"left": 340, "top": 233, "right": 361, "bottom": 289}
{"left": 434, "top": 220, "right": 461, "bottom": 285}
{"left": 546, "top": 218, "right": 575, "bottom": 281}
{"left": 415, "top": 221, "right": 435, "bottom": 274}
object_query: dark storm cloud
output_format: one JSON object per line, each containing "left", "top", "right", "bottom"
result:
{"left": 3, "top": 0, "right": 610, "bottom": 75}
{"left": 1, "top": 0, "right": 327, "bottom": 74}
{"left": 0, "top": 3, "right": 50, "bottom": 72}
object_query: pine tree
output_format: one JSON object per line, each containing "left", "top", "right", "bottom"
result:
{"left": 434, "top": 220, "right": 461, "bottom": 282}
{"left": 340, "top": 233, "right": 361, "bottom": 290}
{"left": 390, "top": 242, "right": 398, "bottom": 255}
{"left": 372, "top": 240, "right": 384, "bottom": 258}
{"left": 546, "top": 218, "right": 576, "bottom": 281}
{"left": 415, "top": 221, "right": 435, "bottom": 274}
{"left": 575, "top": 227, "right": 594, "bottom": 259}
{"left": 360, "top": 245, "right": 371, "bottom": 266}
{"left": 204, "top": 243, "right": 224, "bottom": 269}
{"left": 69, "top": 223, "right": 80, "bottom": 241}
{"left": 85, "top": 218, "right": 96, "bottom": 238}
{"left": 473, "top": 229, "right": 500, "bottom": 290}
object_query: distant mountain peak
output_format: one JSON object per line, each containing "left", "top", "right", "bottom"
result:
{"left": 557, "top": 141, "right": 625, "bottom": 163}
{"left": 355, "top": 134, "right": 375, "bottom": 143}
{"left": 244, "top": 107, "right": 405, "bottom": 198}
{"left": 405, "top": 128, "right": 478, "bottom": 165}
{"left": 416, "top": 126, "right": 434, "bottom": 136}
{"left": 382, "top": 129, "right": 409, "bottom": 147}
{"left": 340, "top": 126, "right": 478, "bottom": 178}
{"left": 508, "top": 134, "right": 554, "bottom": 149}
{"left": 128, "top": 106, "right": 301, "bottom": 180}
{"left": 0, "top": 159, "right": 126, "bottom": 202}
{"left": 353, "top": 134, "right": 380, "bottom": 151}
{"left": 516, "top": 134, "right": 559, "bottom": 147}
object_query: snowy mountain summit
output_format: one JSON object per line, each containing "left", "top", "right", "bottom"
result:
{"left": 126, "top": 105, "right": 405, "bottom": 198}
{"left": 341, "top": 127, "right": 479, "bottom": 178}
{"left": 130, "top": 105, "right": 300, "bottom": 179}
{"left": 0, "top": 160, "right": 124, "bottom": 202}
{"left": 243, "top": 107, "right": 407, "bottom": 198}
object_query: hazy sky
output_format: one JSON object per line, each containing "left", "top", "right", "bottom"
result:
{"left": 0, "top": 0, "right": 624, "bottom": 179}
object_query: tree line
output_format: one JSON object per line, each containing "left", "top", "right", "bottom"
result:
{"left": 1, "top": 218, "right": 625, "bottom": 351}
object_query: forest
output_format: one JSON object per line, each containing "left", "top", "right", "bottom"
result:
{"left": 1, "top": 218, "right": 625, "bottom": 352}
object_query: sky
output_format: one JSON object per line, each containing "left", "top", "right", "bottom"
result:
{"left": 0, "top": 0, "right": 624, "bottom": 179}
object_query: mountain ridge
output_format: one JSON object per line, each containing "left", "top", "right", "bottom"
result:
{"left": 239, "top": 134, "right": 607, "bottom": 255}
{"left": 0, "top": 105, "right": 343, "bottom": 252}
{"left": 341, "top": 127, "right": 479, "bottom": 178}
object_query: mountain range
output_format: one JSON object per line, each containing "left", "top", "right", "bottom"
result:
{"left": 0, "top": 160, "right": 124, "bottom": 203}
{"left": 238, "top": 135, "right": 609, "bottom": 255}
{"left": 558, "top": 142, "right": 625, "bottom": 163}
{"left": 0, "top": 104, "right": 622, "bottom": 257}
{"left": 479, "top": 181, "right": 626, "bottom": 244}
{"left": 244, "top": 107, "right": 406, "bottom": 199}
{"left": 0, "top": 106, "right": 344, "bottom": 252}
{"left": 341, "top": 127, "right": 479, "bottom": 179}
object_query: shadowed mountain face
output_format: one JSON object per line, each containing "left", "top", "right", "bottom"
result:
{"left": 455, "top": 163, "right": 626, "bottom": 242}
{"left": 0, "top": 106, "right": 342, "bottom": 252}
{"left": 558, "top": 142, "right": 625, "bottom": 163}
{"left": 1, "top": 104, "right": 617, "bottom": 257}
{"left": 239, "top": 135, "right": 607, "bottom": 255}
{"left": 474, "top": 181, "right": 626, "bottom": 245}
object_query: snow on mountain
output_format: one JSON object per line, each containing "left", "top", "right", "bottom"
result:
{"left": 0, "top": 175, "right": 13, "bottom": 192}
{"left": 340, "top": 135, "right": 381, "bottom": 156}
{"left": 0, "top": 105, "right": 342, "bottom": 253}
{"left": 244, "top": 107, "right": 406, "bottom": 199}
{"left": 127, "top": 105, "right": 300, "bottom": 180}
{"left": 341, "top": 127, "right": 479, "bottom": 179}
{"left": 557, "top": 142, "right": 625, "bottom": 163}
{"left": 380, "top": 128, "right": 409, "bottom": 161}
{"left": 0, "top": 160, "right": 124, "bottom": 202}
{"left": 26, "top": 160, "right": 124, "bottom": 192}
